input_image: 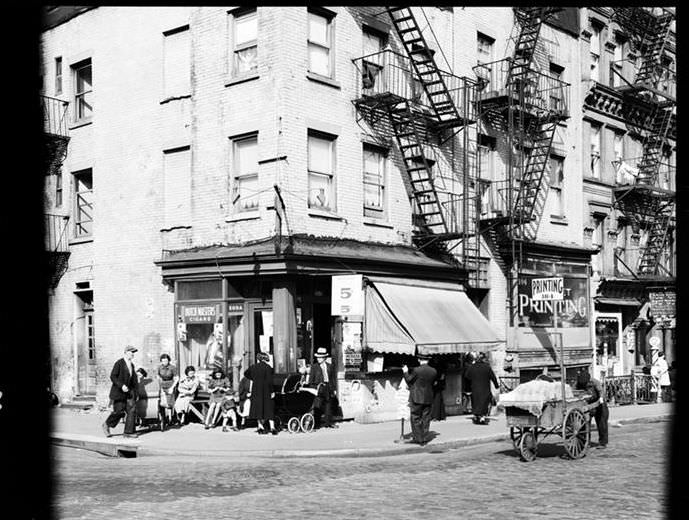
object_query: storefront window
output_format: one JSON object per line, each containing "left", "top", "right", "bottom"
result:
{"left": 177, "top": 280, "right": 222, "bottom": 300}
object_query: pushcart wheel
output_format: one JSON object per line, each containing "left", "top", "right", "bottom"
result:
{"left": 300, "top": 412, "right": 315, "bottom": 433}
{"left": 519, "top": 429, "right": 537, "bottom": 462}
{"left": 563, "top": 408, "right": 590, "bottom": 459}
{"left": 287, "top": 417, "right": 301, "bottom": 433}
{"left": 510, "top": 427, "right": 523, "bottom": 450}
{"left": 274, "top": 416, "right": 282, "bottom": 432}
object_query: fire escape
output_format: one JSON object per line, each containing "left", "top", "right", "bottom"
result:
{"left": 472, "top": 7, "right": 570, "bottom": 322}
{"left": 352, "top": 7, "right": 483, "bottom": 286}
{"left": 610, "top": 8, "right": 675, "bottom": 277}
{"left": 42, "top": 95, "right": 71, "bottom": 289}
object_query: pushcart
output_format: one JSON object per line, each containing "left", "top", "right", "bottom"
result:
{"left": 505, "top": 396, "right": 596, "bottom": 462}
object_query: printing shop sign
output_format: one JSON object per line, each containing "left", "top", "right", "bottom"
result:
{"left": 518, "top": 275, "right": 588, "bottom": 327}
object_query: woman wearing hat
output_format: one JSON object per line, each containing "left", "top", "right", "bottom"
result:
{"left": 308, "top": 347, "right": 338, "bottom": 428}
{"left": 245, "top": 352, "right": 278, "bottom": 435}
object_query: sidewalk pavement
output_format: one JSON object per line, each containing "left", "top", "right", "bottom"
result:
{"left": 51, "top": 402, "right": 674, "bottom": 458}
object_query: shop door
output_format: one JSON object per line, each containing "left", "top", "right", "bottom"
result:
{"left": 77, "top": 305, "right": 97, "bottom": 395}
{"left": 245, "top": 302, "right": 273, "bottom": 368}
{"left": 595, "top": 313, "right": 622, "bottom": 376}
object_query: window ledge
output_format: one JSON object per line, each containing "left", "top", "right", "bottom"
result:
{"left": 308, "top": 209, "right": 344, "bottom": 221}
{"left": 69, "top": 236, "right": 93, "bottom": 245}
{"left": 160, "top": 94, "right": 191, "bottom": 105}
{"left": 225, "top": 74, "right": 260, "bottom": 87}
{"left": 225, "top": 212, "right": 260, "bottom": 223}
{"left": 363, "top": 218, "right": 393, "bottom": 229}
{"left": 550, "top": 216, "right": 569, "bottom": 226}
{"left": 306, "top": 72, "right": 341, "bottom": 90}
{"left": 583, "top": 176, "right": 615, "bottom": 188}
{"left": 69, "top": 119, "right": 92, "bottom": 130}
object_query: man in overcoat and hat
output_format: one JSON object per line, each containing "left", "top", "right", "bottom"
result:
{"left": 464, "top": 352, "right": 498, "bottom": 425}
{"left": 308, "top": 347, "right": 338, "bottom": 428}
{"left": 102, "top": 345, "right": 139, "bottom": 438}
{"left": 402, "top": 352, "right": 437, "bottom": 445}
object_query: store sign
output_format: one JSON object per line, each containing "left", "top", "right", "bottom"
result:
{"left": 181, "top": 304, "right": 217, "bottom": 323}
{"left": 648, "top": 289, "right": 675, "bottom": 319}
{"left": 531, "top": 277, "right": 564, "bottom": 301}
{"left": 518, "top": 275, "right": 588, "bottom": 328}
{"left": 331, "top": 275, "right": 364, "bottom": 316}
{"left": 342, "top": 321, "right": 363, "bottom": 370}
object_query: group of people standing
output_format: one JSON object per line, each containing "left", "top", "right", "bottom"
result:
{"left": 102, "top": 345, "right": 338, "bottom": 438}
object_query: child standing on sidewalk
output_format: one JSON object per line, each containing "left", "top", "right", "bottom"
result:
{"left": 220, "top": 392, "right": 240, "bottom": 432}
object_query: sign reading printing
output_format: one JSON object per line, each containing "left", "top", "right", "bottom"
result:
{"left": 331, "top": 275, "right": 364, "bottom": 316}
{"left": 531, "top": 277, "right": 564, "bottom": 301}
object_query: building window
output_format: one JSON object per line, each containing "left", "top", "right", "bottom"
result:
{"left": 363, "top": 145, "right": 386, "bottom": 218}
{"left": 549, "top": 155, "right": 565, "bottom": 216}
{"left": 610, "top": 37, "right": 624, "bottom": 87}
{"left": 613, "top": 131, "right": 624, "bottom": 183}
{"left": 478, "top": 134, "right": 496, "bottom": 180}
{"left": 590, "top": 123, "right": 601, "bottom": 179}
{"left": 55, "top": 172, "right": 63, "bottom": 207}
{"left": 163, "top": 146, "right": 191, "bottom": 229}
{"left": 55, "top": 57, "right": 62, "bottom": 96}
{"left": 72, "top": 59, "right": 92, "bottom": 122}
{"left": 87, "top": 312, "right": 96, "bottom": 360}
{"left": 163, "top": 26, "right": 191, "bottom": 99}
{"left": 73, "top": 169, "right": 93, "bottom": 238}
{"left": 308, "top": 132, "right": 335, "bottom": 210}
{"left": 308, "top": 10, "right": 333, "bottom": 77}
{"left": 231, "top": 9, "right": 257, "bottom": 75}
{"left": 591, "top": 214, "right": 605, "bottom": 274}
{"left": 590, "top": 24, "right": 601, "bottom": 82}
{"left": 549, "top": 64, "right": 564, "bottom": 112}
{"left": 232, "top": 134, "right": 259, "bottom": 212}
{"left": 476, "top": 32, "right": 495, "bottom": 84}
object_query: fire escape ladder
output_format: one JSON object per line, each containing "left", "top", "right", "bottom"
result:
{"left": 507, "top": 7, "right": 549, "bottom": 85}
{"left": 635, "top": 11, "right": 674, "bottom": 87}
{"left": 638, "top": 202, "right": 673, "bottom": 275}
{"left": 636, "top": 106, "right": 673, "bottom": 186}
{"left": 386, "top": 7, "right": 462, "bottom": 126}
{"left": 389, "top": 101, "right": 449, "bottom": 238}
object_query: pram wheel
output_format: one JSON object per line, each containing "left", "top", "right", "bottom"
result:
{"left": 300, "top": 412, "right": 315, "bottom": 433}
{"left": 287, "top": 417, "right": 300, "bottom": 433}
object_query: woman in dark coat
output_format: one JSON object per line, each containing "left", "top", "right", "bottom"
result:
{"left": 430, "top": 358, "right": 447, "bottom": 421}
{"left": 244, "top": 352, "right": 278, "bottom": 435}
{"left": 463, "top": 353, "right": 498, "bottom": 424}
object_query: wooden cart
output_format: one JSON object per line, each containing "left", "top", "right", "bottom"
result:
{"left": 506, "top": 397, "right": 595, "bottom": 462}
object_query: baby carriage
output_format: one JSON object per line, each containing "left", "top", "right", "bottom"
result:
{"left": 274, "top": 374, "right": 322, "bottom": 433}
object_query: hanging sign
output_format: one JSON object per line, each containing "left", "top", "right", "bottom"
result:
{"left": 531, "top": 277, "right": 564, "bottom": 301}
{"left": 331, "top": 275, "right": 364, "bottom": 316}
{"left": 181, "top": 304, "right": 217, "bottom": 323}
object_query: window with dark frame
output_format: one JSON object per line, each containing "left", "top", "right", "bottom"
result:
{"left": 610, "top": 36, "right": 625, "bottom": 87}
{"left": 231, "top": 9, "right": 257, "bottom": 75}
{"left": 55, "top": 56, "right": 62, "bottom": 96}
{"left": 232, "top": 134, "right": 259, "bottom": 212}
{"left": 549, "top": 155, "right": 565, "bottom": 217}
{"left": 363, "top": 144, "right": 386, "bottom": 218}
{"left": 476, "top": 32, "right": 495, "bottom": 84}
{"left": 73, "top": 168, "right": 93, "bottom": 238}
{"left": 548, "top": 64, "right": 564, "bottom": 112}
{"left": 308, "top": 131, "right": 335, "bottom": 210}
{"left": 590, "top": 22, "right": 601, "bottom": 82}
{"left": 72, "top": 59, "right": 92, "bottom": 121}
{"left": 55, "top": 172, "right": 63, "bottom": 207}
{"left": 308, "top": 10, "right": 334, "bottom": 77}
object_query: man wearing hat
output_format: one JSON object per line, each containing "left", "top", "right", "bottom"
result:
{"left": 102, "top": 345, "right": 140, "bottom": 438}
{"left": 402, "top": 352, "right": 437, "bottom": 445}
{"left": 308, "top": 347, "right": 338, "bottom": 428}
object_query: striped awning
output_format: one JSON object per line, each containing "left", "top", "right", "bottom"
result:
{"left": 364, "top": 278, "right": 504, "bottom": 355}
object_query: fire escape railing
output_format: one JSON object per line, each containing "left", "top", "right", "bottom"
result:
{"left": 45, "top": 214, "right": 71, "bottom": 252}
{"left": 41, "top": 95, "right": 69, "bottom": 138}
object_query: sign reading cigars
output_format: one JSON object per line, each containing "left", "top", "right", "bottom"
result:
{"left": 181, "top": 304, "right": 217, "bottom": 323}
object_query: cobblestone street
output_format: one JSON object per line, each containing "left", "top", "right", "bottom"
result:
{"left": 51, "top": 421, "right": 671, "bottom": 519}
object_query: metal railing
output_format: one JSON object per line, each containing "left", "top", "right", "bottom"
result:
{"left": 352, "top": 49, "right": 479, "bottom": 121}
{"left": 610, "top": 60, "right": 676, "bottom": 98}
{"left": 45, "top": 214, "right": 70, "bottom": 252}
{"left": 473, "top": 58, "right": 570, "bottom": 117}
{"left": 41, "top": 95, "right": 69, "bottom": 138}
{"left": 479, "top": 179, "right": 519, "bottom": 221}
{"left": 604, "top": 373, "right": 656, "bottom": 405}
{"left": 613, "top": 156, "right": 676, "bottom": 190}
{"left": 614, "top": 246, "right": 675, "bottom": 278}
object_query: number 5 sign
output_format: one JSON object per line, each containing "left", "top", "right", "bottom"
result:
{"left": 331, "top": 274, "right": 364, "bottom": 316}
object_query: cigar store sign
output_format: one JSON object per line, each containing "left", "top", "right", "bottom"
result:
{"left": 518, "top": 275, "right": 588, "bottom": 327}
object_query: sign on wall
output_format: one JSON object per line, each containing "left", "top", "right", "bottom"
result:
{"left": 648, "top": 288, "right": 676, "bottom": 319}
{"left": 331, "top": 274, "right": 364, "bottom": 316}
{"left": 181, "top": 304, "right": 218, "bottom": 323}
{"left": 518, "top": 275, "right": 588, "bottom": 328}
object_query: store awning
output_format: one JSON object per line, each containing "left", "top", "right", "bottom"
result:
{"left": 595, "top": 297, "right": 642, "bottom": 306}
{"left": 365, "top": 279, "right": 504, "bottom": 355}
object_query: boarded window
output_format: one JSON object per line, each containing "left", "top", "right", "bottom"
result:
{"left": 164, "top": 26, "right": 191, "bottom": 98}
{"left": 163, "top": 147, "right": 191, "bottom": 228}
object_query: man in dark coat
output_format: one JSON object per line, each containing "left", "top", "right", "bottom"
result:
{"left": 576, "top": 370, "right": 608, "bottom": 448}
{"left": 308, "top": 347, "right": 338, "bottom": 428}
{"left": 402, "top": 352, "right": 437, "bottom": 445}
{"left": 102, "top": 345, "right": 139, "bottom": 438}
{"left": 464, "top": 352, "right": 498, "bottom": 425}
